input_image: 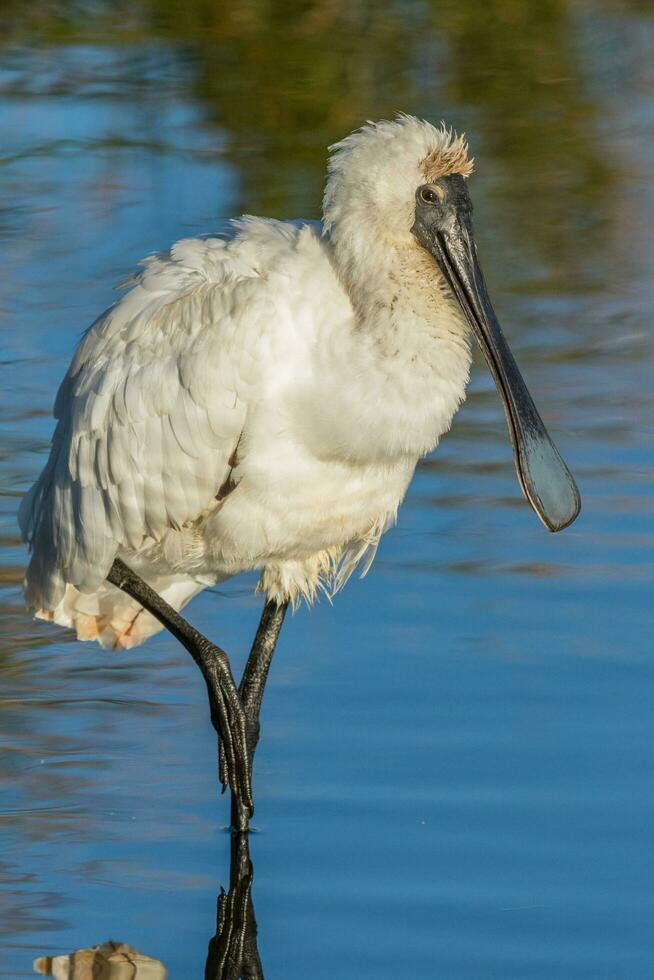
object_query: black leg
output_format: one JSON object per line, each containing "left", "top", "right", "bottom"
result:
{"left": 229, "top": 599, "right": 288, "bottom": 832}
{"left": 106, "top": 558, "right": 252, "bottom": 815}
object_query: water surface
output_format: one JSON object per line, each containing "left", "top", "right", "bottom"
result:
{"left": 1, "top": 2, "right": 653, "bottom": 977}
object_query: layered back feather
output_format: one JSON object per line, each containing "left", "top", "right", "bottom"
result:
{"left": 19, "top": 232, "right": 264, "bottom": 612}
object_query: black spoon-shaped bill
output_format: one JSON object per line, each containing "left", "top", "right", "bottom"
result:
{"left": 412, "top": 174, "right": 581, "bottom": 532}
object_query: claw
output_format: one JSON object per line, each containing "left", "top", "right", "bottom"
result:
{"left": 219, "top": 740, "right": 229, "bottom": 795}
{"left": 219, "top": 674, "right": 253, "bottom": 813}
{"left": 205, "top": 655, "right": 253, "bottom": 815}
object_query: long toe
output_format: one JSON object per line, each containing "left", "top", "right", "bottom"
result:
{"left": 206, "top": 666, "right": 253, "bottom": 815}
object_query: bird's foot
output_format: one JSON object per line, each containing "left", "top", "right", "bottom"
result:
{"left": 198, "top": 638, "right": 253, "bottom": 817}
{"left": 219, "top": 730, "right": 259, "bottom": 831}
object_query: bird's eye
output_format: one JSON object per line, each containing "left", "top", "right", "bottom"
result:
{"left": 420, "top": 186, "right": 441, "bottom": 205}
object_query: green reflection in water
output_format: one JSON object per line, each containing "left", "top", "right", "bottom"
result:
{"left": 433, "top": 0, "right": 615, "bottom": 287}
{"left": 0, "top": 0, "right": 621, "bottom": 281}
{"left": 143, "top": 0, "right": 429, "bottom": 216}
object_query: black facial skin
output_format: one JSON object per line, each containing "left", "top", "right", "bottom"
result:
{"left": 411, "top": 174, "right": 581, "bottom": 532}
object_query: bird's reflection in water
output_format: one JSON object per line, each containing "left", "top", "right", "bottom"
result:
{"left": 34, "top": 834, "right": 263, "bottom": 979}
{"left": 205, "top": 832, "right": 263, "bottom": 980}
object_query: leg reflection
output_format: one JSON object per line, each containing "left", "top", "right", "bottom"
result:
{"left": 205, "top": 833, "right": 264, "bottom": 980}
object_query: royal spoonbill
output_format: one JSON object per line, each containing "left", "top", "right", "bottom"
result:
{"left": 19, "top": 115, "right": 580, "bottom": 829}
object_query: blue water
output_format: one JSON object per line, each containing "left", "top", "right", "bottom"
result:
{"left": 1, "top": 4, "right": 654, "bottom": 977}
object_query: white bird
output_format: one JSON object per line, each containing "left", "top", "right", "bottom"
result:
{"left": 19, "top": 115, "right": 580, "bottom": 828}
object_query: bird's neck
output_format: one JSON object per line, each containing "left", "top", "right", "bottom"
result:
{"left": 322, "top": 230, "right": 473, "bottom": 460}
{"left": 330, "top": 224, "right": 467, "bottom": 342}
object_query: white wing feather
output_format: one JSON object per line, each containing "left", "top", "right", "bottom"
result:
{"left": 19, "top": 230, "right": 274, "bottom": 611}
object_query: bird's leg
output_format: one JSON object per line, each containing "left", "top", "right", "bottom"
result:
{"left": 226, "top": 599, "right": 288, "bottom": 832}
{"left": 106, "top": 558, "right": 252, "bottom": 815}
{"left": 205, "top": 832, "right": 264, "bottom": 980}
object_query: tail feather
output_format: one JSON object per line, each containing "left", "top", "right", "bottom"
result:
{"left": 36, "top": 574, "right": 206, "bottom": 651}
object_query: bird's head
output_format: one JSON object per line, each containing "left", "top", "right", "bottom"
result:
{"left": 324, "top": 115, "right": 580, "bottom": 533}
{"left": 323, "top": 114, "right": 473, "bottom": 250}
